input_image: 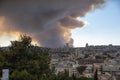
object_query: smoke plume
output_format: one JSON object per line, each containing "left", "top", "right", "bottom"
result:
{"left": 0, "top": 0, "right": 105, "bottom": 48}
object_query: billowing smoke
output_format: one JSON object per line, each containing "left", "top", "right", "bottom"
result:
{"left": 0, "top": 0, "right": 105, "bottom": 48}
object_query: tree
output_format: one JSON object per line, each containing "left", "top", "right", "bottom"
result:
{"left": 10, "top": 70, "right": 31, "bottom": 80}
{"left": 77, "top": 77, "right": 93, "bottom": 80}
{"left": 76, "top": 66, "right": 87, "bottom": 74}
{"left": 10, "top": 35, "right": 32, "bottom": 52}
{"left": 0, "top": 35, "right": 51, "bottom": 80}
{"left": 94, "top": 69, "right": 98, "bottom": 80}
{"left": 71, "top": 74, "right": 77, "bottom": 80}
{"left": 19, "top": 35, "right": 32, "bottom": 47}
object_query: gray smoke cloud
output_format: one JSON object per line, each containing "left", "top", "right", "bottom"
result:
{"left": 0, "top": 0, "right": 105, "bottom": 48}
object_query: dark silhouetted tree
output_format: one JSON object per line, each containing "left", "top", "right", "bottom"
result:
{"left": 94, "top": 69, "right": 98, "bottom": 80}
{"left": 77, "top": 66, "right": 87, "bottom": 74}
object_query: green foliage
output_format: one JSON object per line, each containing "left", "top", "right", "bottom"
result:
{"left": 77, "top": 66, "right": 87, "bottom": 74}
{"left": 10, "top": 70, "right": 31, "bottom": 80}
{"left": 0, "top": 35, "right": 51, "bottom": 80}
{"left": 56, "top": 70, "right": 70, "bottom": 80}
{"left": 77, "top": 77, "right": 93, "bottom": 80}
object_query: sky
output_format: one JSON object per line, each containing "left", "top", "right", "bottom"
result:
{"left": 0, "top": 0, "right": 120, "bottom": 47}
{"left": 72, "top": 0, "right": 120, "bottom": 47}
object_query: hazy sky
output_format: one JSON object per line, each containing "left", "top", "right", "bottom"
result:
{"left": 72, "top": 0, "right": 120, "bottom": 47}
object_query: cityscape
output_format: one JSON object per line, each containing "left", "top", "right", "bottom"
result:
{"left": 49, "top": 43, "right": 120, "bottom": 80}
{"left": 0, "top": 42, "right": 120, "bottom": 80}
